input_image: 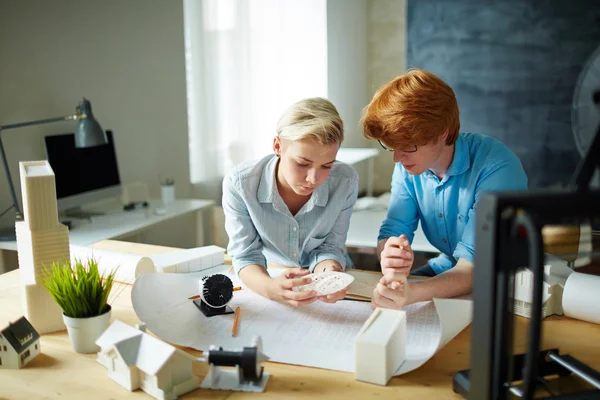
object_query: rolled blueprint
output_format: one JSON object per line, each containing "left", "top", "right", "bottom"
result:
{"left": 562, "top": 272, "right": 600, "bottom": 324}
{"left": 70, "top": 245, "right": 155, "bottom": 284}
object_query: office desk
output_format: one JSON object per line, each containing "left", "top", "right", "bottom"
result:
{"left": 347, "top": 209, "right": 439, "bottom": 254}
{"left": 337, "top": 148, "right": 379, "bottom": 197}
{"left": 0, "top": 199, "right": 214, "bottom": 273}
{"left": 1, "top": 241, "right": 600, "bottom": 400}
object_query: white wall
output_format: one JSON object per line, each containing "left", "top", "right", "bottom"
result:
{"left": 367, "top": 0, "right": 407, "bottom": 193}
{"left": 0, "top": 0, "right": 198, "bottom": 246}
{"left": 0, "top": 0, "right": 408, "bottom": 249}
{"left": 326, "top": 0, "right": 371, "bottom": 194}
{"left": 327, "top": 0, "right": 408, "bottom": 195}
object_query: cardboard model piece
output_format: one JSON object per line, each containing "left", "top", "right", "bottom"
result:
{"left": 0, "top": 316, "right": 41, "bottom": 369}
{"left": 15, "top": 161, "right": 70, "bottom": 334}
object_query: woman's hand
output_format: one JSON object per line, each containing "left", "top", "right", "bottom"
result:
{"left": 371, "top": 271, "right": 409, "bottom": 310}
{"left": 380, "top": 235, "right": 414, "bottom": 276}
{"left": 266, "top": 267, "right": 318, "bottom": 307}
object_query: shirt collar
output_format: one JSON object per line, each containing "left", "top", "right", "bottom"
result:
{"left": 257, "top": 156, "right": 278, "bottom": 203}
{"left": 445, "top": 134, "right": 470, "bottom": 178}
{"left": 257, "top": 155, "right": 329, "bottom": 209}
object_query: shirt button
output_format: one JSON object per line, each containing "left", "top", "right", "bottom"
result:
{"left": 292, "top": 252, "right": 297, "bottom": 257}
{"left": 442, "top": 238, "right": 447, "bottom": 243}
{"left": 292, "top": 226, "right": 297, "bottom": 232}
{"left": 438, "top": 213, "right": 443, "bottom": 218}
{"left": 437, "top": 187, "right": 442, "bottom": 192}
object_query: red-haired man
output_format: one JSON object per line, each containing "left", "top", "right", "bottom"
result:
{"left": 362, "top": 69, "right": 527, "bottom": 309}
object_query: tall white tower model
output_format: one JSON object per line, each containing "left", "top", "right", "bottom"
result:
{"left": 15, "top": 161, "right": 70, "bottom": 334}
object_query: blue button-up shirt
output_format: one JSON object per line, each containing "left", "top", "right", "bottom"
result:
{"left": 223, "top": 154, "right": 358, "bottom": 274}
{"left": 379, "top": 133, "right": 528, "bottom": 274}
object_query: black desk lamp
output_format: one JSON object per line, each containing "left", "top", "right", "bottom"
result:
{"left": 0, "top": 98, "right": 107, "bottom": 240}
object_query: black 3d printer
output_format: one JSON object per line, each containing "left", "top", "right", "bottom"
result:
{"left": 452, "top": 83, "right": 600, "bottom": 399}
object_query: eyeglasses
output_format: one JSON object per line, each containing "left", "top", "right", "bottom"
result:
{"left": 377, "top": 140, "right": 418, "bottom": 153}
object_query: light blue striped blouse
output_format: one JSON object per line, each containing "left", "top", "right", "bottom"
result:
{"left": 222, "top": 154, "right": 358, "bottom": 274}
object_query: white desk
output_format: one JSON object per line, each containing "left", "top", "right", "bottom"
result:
{"left": 0, "top": 198, "right": 214, "bottom": 252}
{"left": 337, "top": 147, "right": 379, "bottom": 196}
{"left": 346, "top": 209, "right": 439, "bottom": 254}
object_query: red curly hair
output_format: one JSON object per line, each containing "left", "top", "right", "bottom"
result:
{"left": 362, "top": 69, "right": 460, "bottom": 148}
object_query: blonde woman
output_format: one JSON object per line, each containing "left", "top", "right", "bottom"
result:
{"left": 223, "top": 98, "right": 358, "bottom": 307}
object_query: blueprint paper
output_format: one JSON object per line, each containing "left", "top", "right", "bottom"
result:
{"left": 131, "top": 267, "right": 473, "bottom": 375}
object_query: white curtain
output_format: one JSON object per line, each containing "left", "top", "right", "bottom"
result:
{"left": 184, "top": 0, "right": 328, "bottom": 183}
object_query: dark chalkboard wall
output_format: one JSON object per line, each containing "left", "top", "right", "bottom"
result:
{"left": 407, "top": 0, "right": 600, "bottom": 188}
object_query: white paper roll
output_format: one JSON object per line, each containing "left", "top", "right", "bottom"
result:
{"left": 70, "top": 245, "right": 155, "bottom": 284}
{"left": 562, "top": 272, "right": 600, "bottom": 325}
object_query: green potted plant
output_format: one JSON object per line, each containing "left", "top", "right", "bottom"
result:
{"left": 41, "top": 257, "right": 117, "bottom": 354}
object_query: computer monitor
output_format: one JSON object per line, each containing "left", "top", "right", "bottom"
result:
{"left": 44, "top": 130, "right": 121, "bottom": 217}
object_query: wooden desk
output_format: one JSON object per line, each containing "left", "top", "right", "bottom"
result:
{"left": 1, "top": 241, "right": 600, "bottom": 400}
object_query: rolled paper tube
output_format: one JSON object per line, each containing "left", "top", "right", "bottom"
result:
{"left": 562, "top": 272, "right": 600, "bottom": 325}
{"left": 70, "top": 245, "right": 155, "bottom": 284}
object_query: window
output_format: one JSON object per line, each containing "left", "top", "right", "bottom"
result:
{"left": 184, "top": 0, "right": 327, "bottom": 182}
{"left": 35, "top": 344, "right": 38, "bottom": 350}
{"left": 21, "top": 349, "right": 31, "bottom": 363}
{"left": 3, "top": 346, "right": 6, "bottom": 351}
{"left": 0, "top": 356, "right": 2, "bottom": 366}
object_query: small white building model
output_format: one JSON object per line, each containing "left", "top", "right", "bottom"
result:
{"left": 150, "top": 245, "right": 225, "bottom": 273}
{"left": 355, "top": 308, "right": 406, "bottom": 386}
{"left": 0, "top": 316, "right": 41, "bottom": 369}
{"left": 96, "top": 320, "right": 199, "bottom": 400}
{"left": 512, "top": 260, "right": 574, "bottom": 319}
{"left": 15, "top": 161, "right": 70, "bottom": 334}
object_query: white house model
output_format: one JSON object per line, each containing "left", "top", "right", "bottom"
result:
{"left": 96, "top": 320, "right": 199, "bottom": 400}
{"left": 0, "top": 316, "right": 41, "bottom": 369}
{"left": 15, "top": 161, "right": 70, "bottom": 334}
{"left": 512, "top": 259, "right": 574, "bottom": 319}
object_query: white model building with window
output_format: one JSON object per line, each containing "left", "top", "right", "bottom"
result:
{"left": 96, "top": 320, "right": 199, "bottom": 400}
{"left": 512, "top": 259, "right": 574, "bottom": 319}
{"left": 0, "top": 316, "right": 41, "bottom": 369}
{"left": 15, "top": 161, "right": 70, "bottom": 334}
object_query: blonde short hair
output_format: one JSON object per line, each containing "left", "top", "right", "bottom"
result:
{"left": 277, "top": 97, "right": 344, "bottom": 145}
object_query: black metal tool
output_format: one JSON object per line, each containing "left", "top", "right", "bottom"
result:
{"left": 193, "top": 274, "right": 235, "bottom": 317}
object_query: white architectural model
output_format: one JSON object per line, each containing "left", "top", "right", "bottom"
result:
{"left": 512, "top": 261, "right": 574, "bottom": 319}
{"left": 355, "top": 308, "right": 406, "bottom": 386}
{"left": 150, "top": 245, "right": 225, "bottom": 273}
{"left": 96, "top": 320, "right": 199, "bottom": 400}
{"left": 0, "top": 316, "right": 41, "bottom": 369}
{"left": 15, "top": 161, "right": 70, "bottom": 334}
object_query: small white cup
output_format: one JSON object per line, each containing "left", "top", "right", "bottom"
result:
{"left": 161, "top": 184, "right": 175, "bottom": 205}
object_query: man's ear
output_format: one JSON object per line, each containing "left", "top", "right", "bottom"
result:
{"left": 273, "top": 136, "right": 281, "bottom": 156}
{"left": 440, "top": 128, "right": 450, "bottom": 144}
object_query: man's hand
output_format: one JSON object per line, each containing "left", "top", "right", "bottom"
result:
{"left": 371, "top": 271, "right": 409, "bottom": 310}
{"left": 313, "top": 260, "right": 346, "bottom": 304}
{"left": 379, "top": 235, "right": 414, "bottom": 276}
{"left": 266, "top": 268, "right": 318, "bottom": 308}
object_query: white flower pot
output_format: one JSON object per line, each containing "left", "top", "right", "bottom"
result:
{"left": 62, "top": 306, "right": 112, "bottom": 354}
